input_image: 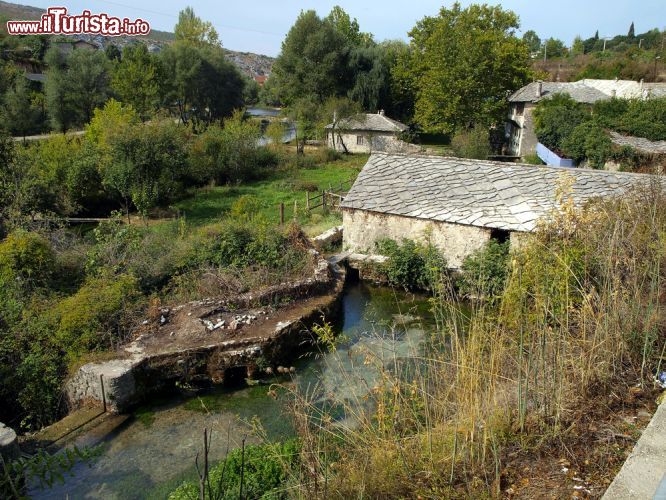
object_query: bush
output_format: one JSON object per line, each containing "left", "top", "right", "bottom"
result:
{"left": 55, "top": 273, "right": 139, "bottom": 355}
{"left": 451, "top": 124, "right": 492, "bottom": 159}
{"left": 458, "top": 239, "right": 510, "bottom": 299}
{"left": 169, "top": 439, "right": 301, "bottom": 500}
{"left": 561, "top": 121, "right": 613, "bottom": 168}
{"left": 0, "top": 230, "right": 55, "bottom": 287}
{"left": 193, "top": 221, "right": 310, "bottom": 274}
{"left": 375, "top": 238, "right": 447, "bottom": 290}
{"left": 533, "top": 93, "right": 590, "bottom": 152}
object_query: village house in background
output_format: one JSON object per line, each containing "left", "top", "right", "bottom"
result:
{"left": 325, "top": 111, "right": 413, "bottom": 154}
{"left": 341, "top": 152, "right": 652, "bottom": 268}
{"left": 505, "top": 79, "right": 666, "bottom": 161}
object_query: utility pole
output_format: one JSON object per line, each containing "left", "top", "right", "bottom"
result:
{"left": 543, "top": 41, "right": 547, "bottom": 62}
{"left": 639, "top": 38, "right": 643, "bottom": 49}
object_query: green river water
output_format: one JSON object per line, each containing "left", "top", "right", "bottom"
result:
{"left": 33, "top": 281, "right": 441, "bottom": 499}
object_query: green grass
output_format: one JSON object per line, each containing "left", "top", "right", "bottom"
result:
{"left": 173, "top": 153, "right": 367, "bottom": 236}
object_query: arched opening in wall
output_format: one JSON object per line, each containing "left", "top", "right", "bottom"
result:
{"left": 223, "top": 366, "right": 248, "bottom": 388}
{"left": 490, "top": 228, "right": 510, "bottom": 244}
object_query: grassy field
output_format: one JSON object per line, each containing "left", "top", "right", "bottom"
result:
{"left": 173, "top": 152, "right": 367, "bottom": 236}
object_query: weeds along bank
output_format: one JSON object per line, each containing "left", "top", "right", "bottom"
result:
{"left": 281, "top": 183, "right": 665, "bottom": 498}
{"left": 0, "top": 128, "right": 363, "bottom": 433}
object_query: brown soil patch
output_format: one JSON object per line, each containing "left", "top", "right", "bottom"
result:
{"left": 128, "top": 293, "right": 337, "bottom": 356}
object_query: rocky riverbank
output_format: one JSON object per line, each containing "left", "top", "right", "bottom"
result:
{"left": 65, "top": 249, "right": 345, "bottom": 413}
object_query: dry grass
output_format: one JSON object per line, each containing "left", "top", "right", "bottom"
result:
{"left": 284, "top": 179, "right": 666, "bottom": 498}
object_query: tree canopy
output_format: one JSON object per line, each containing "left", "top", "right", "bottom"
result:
{"left": 406, "top": 2, "right": 530, "bottom": 134}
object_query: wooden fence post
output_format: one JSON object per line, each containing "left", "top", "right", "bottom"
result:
{"left": 293, "top": 200, "right": 297, "bottom": 220}
{"left": 279, "top": 203, "right": 285, "bottom": 225}
{"left": 322, "top": 191, "right": 326, "bottom": 211}
{"left": 306, "top": 193, "right": 310, "bottom": 210}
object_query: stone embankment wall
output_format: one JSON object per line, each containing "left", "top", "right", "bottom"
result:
{"left": 65, "top": 251, "right": 344, "bottom": 413}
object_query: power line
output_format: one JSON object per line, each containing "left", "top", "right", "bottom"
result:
{"left": 95, "top": 0, "right": 284, "bottom": 38}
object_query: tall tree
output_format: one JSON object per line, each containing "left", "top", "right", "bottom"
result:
{"left": 628, "top": 22, "right": 635, "bottom": 38}
{"left": 326, "top": 6, "right": 373, "bottom": 47}
{"left": 407, "top": 2, "right": 530, "bottom": 134}
{"left": 45, "top": 48, "right": 111, "bottom": 131}
{"left": 571, "top": 36, "right": 585, "bottom": 56}
{"left": 160, "top": 43, "right": 244, "bottom": 130}
{"left": 270, "top": 10, "right": 349, "bottom": 105}
{"left": 112, "top": 44, "right": 159, "bottom": 119}
{"left": 174, "top": 7, "right": 219, "bottom": 47}
{"left": 1, "top": 76, "right": 39, "bottom": 138}
{"left": 522, "top": 30, "right": 541, "bottom": 54}
{"left": 545, "top": 38, "right": 567, "bottom": 58}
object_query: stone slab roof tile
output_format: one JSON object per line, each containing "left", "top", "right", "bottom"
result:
{"left": 341, "top": 153, "right": 658, "bottom": 232}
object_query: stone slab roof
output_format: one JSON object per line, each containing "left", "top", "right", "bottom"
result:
{"left": 340, "top": 153, "right": 656, "bottom": 232}
{"left": 325, "top": 113, "right": 408, "bottom": 133}
{"left": 509, "top": 79, "right": 666, "bottom": 104}
{"left": 609, "top": 131, "right": 666, "bottom": 155}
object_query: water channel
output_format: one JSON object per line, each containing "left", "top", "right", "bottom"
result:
{"left": 33, "top": 281, "right": 442, "bottom": 499}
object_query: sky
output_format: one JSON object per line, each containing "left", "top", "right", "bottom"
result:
{"left": 21, "top": 0, "right": 666, "bottom": 56}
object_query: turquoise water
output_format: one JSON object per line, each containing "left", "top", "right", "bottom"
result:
{"left": 32, "top": 282, "right": 440, "bottom": 499}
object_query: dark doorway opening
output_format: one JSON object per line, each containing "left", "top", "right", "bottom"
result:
{"left": 490, "top": 228, "right": 510, "bottom": 244}
{"left": 223, "top": 366, "right": 248, "bottom": 388}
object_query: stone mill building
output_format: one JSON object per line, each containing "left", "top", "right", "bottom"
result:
{"left": 340, "top": 153, "right": 653, "bottom": 268}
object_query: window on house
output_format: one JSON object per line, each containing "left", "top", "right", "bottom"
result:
{"left": 515, "top": 103, "right": 524, "bottom": 116}
{"left": 356, "top": 135, "right": 364, "bottom": 145}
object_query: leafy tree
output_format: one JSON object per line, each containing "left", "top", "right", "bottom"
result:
{"left": 522, "top": 30, "right": 541, "bottom": 54}
{"left": 347, "top": 45, "right": 391, "bottom": 112}
{"left": 287, "top": 96, "right": 321, "bottom": 154}
{"left": 561, "top": 121, "right": 612, "bottom": 168}
{"left": 189, "top": 111, "right": 266, "bottom": 184}
{"left": 104, "top": 43, "right": 121, "bottom": 61}
{"left": 326, "top": 5, "right": 373, "bottom": 47}
{"left": 320, "top": 96, "right": 362, "bottom": 153}
{"left": 571, "top": 36, "right": 585, "bottom": 56}
{"left": 1, "top": 76, "right": 40, "bottom": 138}
{"left": 44, "top": 47, "right": 112, "bottom": 130}
{"left": 112, "top": 44, "right": 159, "bottom": 119}
{"left": 407, "top": 2, "right": 530, "bottom": 134}
{"left": 270, "top": 10, "right": 348, "bottom": 105}
{"left": 545, "top": 37, "right": 567, "bottom": 58}
{"left": 383, "top": 39, "right": 415, "bottom": 122}
{"left": 106, "top": 121, "right": 190, "bottom": 220}
{"left": 160, "top": 43, "right": 244, "bottom": 130}
{"left": 174, "top": 6, "right": 219, "bottom": 47}
{"left": 533, "top": 93, "right": 590, "bottom": 151}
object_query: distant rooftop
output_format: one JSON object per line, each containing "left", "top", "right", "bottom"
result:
{"left": 510, "top": 79, "right": 666, "bottom": 104}
{"left": 609, "top": 131, "right": 666, "bottom": 155}
{"left": 325, "top": 112, "right": 408, "bottom": 133}
{"left": 341, "top": 153, "right": 657, "bottom": 232}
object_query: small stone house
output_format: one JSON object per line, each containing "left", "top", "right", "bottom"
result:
{"left": 505, "top": 79, "right": 666, "bottom": 159}
{"left": 605, "top": 132, "right": 666, "bottom": 173}
{"left": 340, "top": 153, "right": 652, "bottom": 268}
{"left": 325, "top": 111, "right": 409, "bottom": 154}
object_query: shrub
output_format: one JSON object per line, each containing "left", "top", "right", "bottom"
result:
{"left": 193, "top": 221, "right": 310, "bottom": 274}
{"left": 0, "top": 230, "right": 55, "bottom": 287}
{"left": 533, "top": 93, "right": 590, "bottom": 152}
{"left": 55, "top": 273, "right": 139, "bottom": 355}
{"left": 561, "top": 121, "right": 613, "bottom": 168}
{"left": 375, "top": 238, "right": 447, "bottom": 290}
{"left": 458, "top": 239, "right": 510, "bottom": 299}
{"left": 169, "top": 439, "right": 301, "bottom": 500}
{"left": 230, "top": 195, "right": 264, "bottom": 221}
{"left": 451, "top": 124, "right": 492, "bottom": 159}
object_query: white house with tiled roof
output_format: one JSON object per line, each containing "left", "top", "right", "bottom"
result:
{"left": 505, "top": 79, "right": 666, "bottom": 159}
{"left": 341, "top": 153, "right": 657, "bottom": 268}
{"left": 325, "top": 111, "right": 411, "bottom": 154}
